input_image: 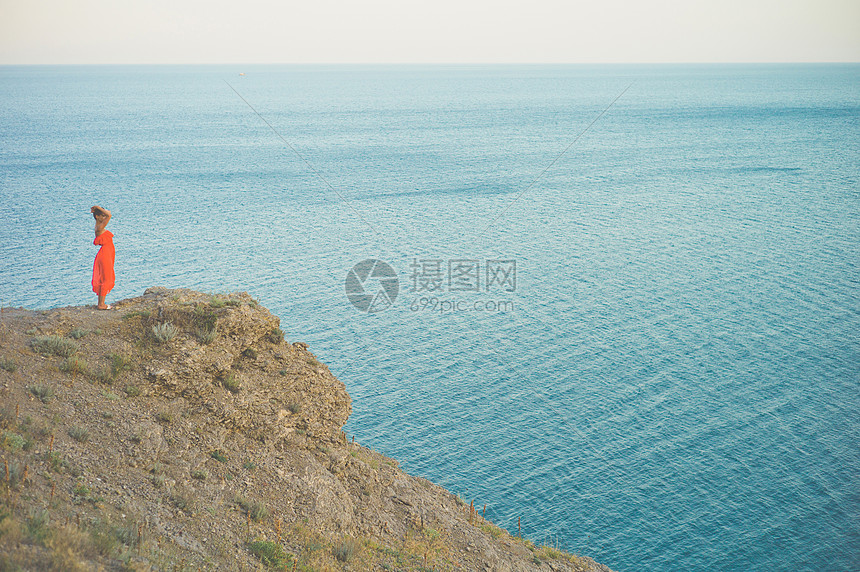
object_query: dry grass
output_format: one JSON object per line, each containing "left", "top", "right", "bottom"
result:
{"left": 1, "top": 500, "right": 145, "bottom": 572}
{"left": 333, "top": 536, "right": 362, "bottom": 562}
{"left": 67, "top": 328, "right": 90, "bottom": 340}
{"left": 60, "top": 356, "right": 89, "bottom": 376}
{"left": 169, "top": 485, "right": 195, "bottom": 514}
{"left": 196, "top": 325, "right": 218, "bottom": 344}
{"left": 235, "top": 496, "right": 268, "bottom": 522}
{"left": 479, "top": 521, "right": 505, "bottom": 539}
{"left": 46, "top": 524, "right": 91, "bottom": 571}
{"left": 266, "top": 328, "right": 285, "bottom": 344}
{"left": 31, "top": 335, "right": 79, "bottom": 357}
{"left": 247, "top": 539, "right": 293, "bottom": 569}
{"left": 89, "top": 367, "right": 113, "bottom": 385}
{"left": 109, "top": 353, "right": 133, "bottom": 378}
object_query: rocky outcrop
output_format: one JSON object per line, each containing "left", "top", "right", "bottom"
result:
{"left": 0, "top": 288, "right": 614, "bottom": 572}
{"left": 122, "top": 287, "right": 352, "bottom": 443}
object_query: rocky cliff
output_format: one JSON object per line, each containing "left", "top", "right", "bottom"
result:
{"left": 0, "top": 288, "right": 614, "bottom": 572}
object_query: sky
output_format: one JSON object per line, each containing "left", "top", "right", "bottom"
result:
{"left": 1, "top": 0, "right": 858, "bottom": 64}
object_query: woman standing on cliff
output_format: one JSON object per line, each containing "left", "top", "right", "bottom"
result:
{"left": 91, "top": 205, "right": 115, "bottom": 310}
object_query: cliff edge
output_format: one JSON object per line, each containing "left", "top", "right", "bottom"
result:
{"left": 0, "top": 288, "right": 614, "bottom": 572}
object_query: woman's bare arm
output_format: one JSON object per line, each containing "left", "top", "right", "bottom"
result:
{"left": 91, "top": 205, "right": 111, "bottom": 220}
{"left": 91, "top": 206, "right": 111, "bottom": 235}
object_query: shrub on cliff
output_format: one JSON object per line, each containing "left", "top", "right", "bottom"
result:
{"left": 151, "top": 322, "right": 178, "bottom": 343}
{"left": 31, "top": 336, "right": 78, "bottom": 357}
{"left": 248, "top": 539, "right": 292, "bottom": 568}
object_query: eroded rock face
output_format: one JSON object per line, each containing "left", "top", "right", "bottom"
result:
{"left": 0, "top": 288, "right": 614, "bottom": 572}
{"left": 132, "top": 287, "right": 351, "bottom": 443}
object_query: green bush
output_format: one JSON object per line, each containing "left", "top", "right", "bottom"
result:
{"left": 151, "top": 322, "right": 178, "bottom": 343}
{"left": 248, "top": 539, "right": 292, "bottom": 569}
{"left": 90, "top": 367, "right": 113, "bottom": 384}
{"left": 5, "top": 460, "right": 26, "bottom": 487}
{"left": 25, "top": 509, "right": 50, "bottom": 545}
{"left": 28, "top": 383, "right": 54, "bottom": 404}
{"left": 68, "top": 426, "right": 90, "bottom": 443}
{"left": 60, "top": 356, "right": 89, "bottom": 376}
{"left": 72, "top": 482, "right": 102, "bottom": 505}
{"left": 109, "top": 353, "right": 133, "bottom": 377}
{"left": 31, "top": 335, "right": 78, "bottom": 357}
{"left": 0, "top": 357, "right": 17, "bottom": 372}
{"left": 267, "top": 328, "right": 285, "bottom": 344}
{"left": 1, "top": 430, "right": 26, "bottom": 451}
{"left": 222, "top": 373, "right": 240, "bottom": 393}
{"left": 45, "top": 452, "right": 70, "bottom": 473}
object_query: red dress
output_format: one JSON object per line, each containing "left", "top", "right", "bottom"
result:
{"left": 92, "top": 230, "right": 115, "bottom": 296}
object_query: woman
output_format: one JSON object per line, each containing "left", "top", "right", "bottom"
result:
{"left": 91, "top": 205, "right": 115, "bottom": 309}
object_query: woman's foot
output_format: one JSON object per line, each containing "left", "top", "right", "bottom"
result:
{"left": 97, "top": 304, "right": 112, "bottom": 310}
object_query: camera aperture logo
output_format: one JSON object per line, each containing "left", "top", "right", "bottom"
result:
{"left": 345, "top": 258, "right": 517, "bottom": 314}
{"left": 345, "top": 259, "right": 400, "bottom": 313}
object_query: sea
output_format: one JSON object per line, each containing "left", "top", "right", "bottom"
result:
{"left": 1, "top": 64, "right": 858, "bottom": 571}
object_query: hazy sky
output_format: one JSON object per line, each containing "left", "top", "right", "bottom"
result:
{"left": 1, "top": 0, "right": 858, "bottom": 64}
